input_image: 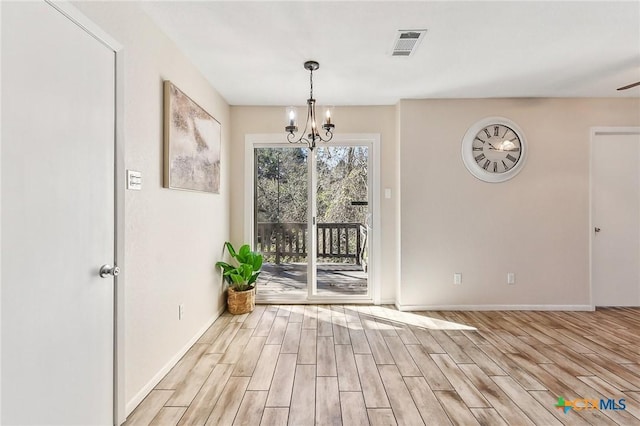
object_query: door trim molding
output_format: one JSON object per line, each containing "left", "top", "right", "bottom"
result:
{"left": 45, "top": 2, "right": 126, "bottom": 423}
{"left": 245, "top": 133, "right": 382, "bottom": 304}
{"left": 589, "top": 127, "right": 640, "bottom": 310}
{"left": 46, "top": 1, "right": 122, "bottom": 50}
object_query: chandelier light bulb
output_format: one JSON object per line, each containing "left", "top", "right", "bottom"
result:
{"left": 323, "top": 105, "right": 335, "bottom": 127}
{"left": 285, "top": 106, "right": 298, "bottom": 133}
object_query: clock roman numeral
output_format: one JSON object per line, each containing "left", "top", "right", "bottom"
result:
{"left": 494, "top": 126, "right": 499, "bottom": 137}
{"left": 475, "top": 153, "right": 486, "bottom": 162}
{"left": 483, "top": 159, "right": 491, "bottom": 170}
{"left": 506, "top": 154, "right": 517, "bottom": 162}
{"left": 475, "top": 136, "right": 486, "bottom": 144}
{"left": 483, "top": 128, "right": 491, "bottom": 138}
{"left": 472, "top": 147, "right": 483, "bottom": 151}
{"left": 502, "top": 160, "right": 509, "bottom": 170}
{"left": 493, "top": 162, "right": 498, "bottom": 172}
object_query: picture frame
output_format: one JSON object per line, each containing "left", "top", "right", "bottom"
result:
{"left": 163, "top": 80, "right": 221, "bottom": 193}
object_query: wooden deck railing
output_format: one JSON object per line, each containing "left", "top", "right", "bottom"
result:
{"left": 256, "top": 222, "right": 367, "bottom": 265}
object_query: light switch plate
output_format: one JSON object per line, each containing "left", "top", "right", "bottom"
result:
{"left": 127, "top": 170, "right": 142, "bottom": 190}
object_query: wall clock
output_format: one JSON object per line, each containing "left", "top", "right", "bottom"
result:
{"left": 461, "top": 117, "right": 527, "bottom": 183}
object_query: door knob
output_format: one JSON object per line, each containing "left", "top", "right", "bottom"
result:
{"left": 594, "top": 227, "right": 601, "bottom": 233}
{"left": 100, "top": 264, "right": 120, "bottom": 278}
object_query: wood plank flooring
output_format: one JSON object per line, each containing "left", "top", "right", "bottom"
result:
{"left": 125, "top": 306, "right": 640, "bottom": 425}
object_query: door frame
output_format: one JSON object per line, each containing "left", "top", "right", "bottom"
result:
{"left": 42, "top": 2, "right": 126, "bottom": 423}
{"left": 245, "top": 133, "right": 381, "bottom": 305}
{"left": 589, "top": 126, "right": 640, "bottom": 309}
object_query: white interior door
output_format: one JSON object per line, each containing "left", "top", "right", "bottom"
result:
{"left": 1, "top": 2, "right": 116, "bottom": 424}
{"left": 592, "top": 131, "right": 640, "bottom": 307}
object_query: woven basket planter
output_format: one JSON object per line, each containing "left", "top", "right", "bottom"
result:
{"left": 227, "top": 287, "right": 255, "bottom": 315}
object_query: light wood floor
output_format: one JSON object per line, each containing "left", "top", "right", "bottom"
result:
{"left": 124, "top": 306, "right": 640, "bottom": 425}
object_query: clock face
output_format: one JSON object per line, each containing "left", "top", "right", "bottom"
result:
{"left": 471, "top": 124, "right": 522, "bottom": 174}
{"left": 461, "top": 117, "right": 527, "bottom": 183}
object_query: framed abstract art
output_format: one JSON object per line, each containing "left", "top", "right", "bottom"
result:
{"left": 163, "top": 81, "right": 221, "bottom": 193}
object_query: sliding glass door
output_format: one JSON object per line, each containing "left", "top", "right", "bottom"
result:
{"left": 254, "top": 146, "right": 309, "bottom": 299}
{"left": 251, "top": 139, "right": 373, "bottom": 303}
{"left": 315, "top": 146, "right": 369, "bottom": 297}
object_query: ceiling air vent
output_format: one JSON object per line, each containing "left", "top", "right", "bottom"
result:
{"left": 391, "top": 29, "right": 427, "bottom": 57}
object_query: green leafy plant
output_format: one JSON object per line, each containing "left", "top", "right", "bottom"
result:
{"left": 215, "top": 242, "right": 263, "bottom": 292}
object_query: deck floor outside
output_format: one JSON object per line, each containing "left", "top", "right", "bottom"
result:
{"left": 257, "top": 263, "right": 368, "bottom": 299}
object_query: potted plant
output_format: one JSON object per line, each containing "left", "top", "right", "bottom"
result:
{"left": 215, "top": 241, "right": 263, "bottom": 314}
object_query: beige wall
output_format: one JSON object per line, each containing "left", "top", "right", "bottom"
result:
{"left": 230, "top": 106, "right": 397, "bottom": 302}
{"left": 398, "top": 98, "right": 640, "bottom": 309}
{"left": 73, "top": 2, "right": 230, "bottom": 414}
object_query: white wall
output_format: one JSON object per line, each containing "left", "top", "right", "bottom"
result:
{"left": 230, "top": 106, "right": 397, "bottom": 302}
{"left": 72, "top": 2, "right": 230, "bottom": 414}
{"left": 398, "top": 98, "right": 640, "bottom": 309}
{"left": 0, "top": 1, "right": 4, "bottom": 420}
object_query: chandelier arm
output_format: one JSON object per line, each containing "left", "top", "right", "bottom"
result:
{"left": 302, "top": 100, "right": 312, "bottom": 142}
{"left": 314, "top": 129, "right": 333, "bottom": 143}
{"left": 308, "top": 98, "right": 318, "bottom": 139}
{"left": 287, "top": 102, "right": 313, "bottom": 147}
{"left": 323, "top": 129, "right": 334, "bottom": 142}
{"left": 286, "top": 132, "right": 299, "bottom": 143}
{"left": 287, "top": 102, "right": 311, "bottom": 142}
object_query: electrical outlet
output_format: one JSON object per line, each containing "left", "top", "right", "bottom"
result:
{"left": 178, "top": 304, "right": 184, "bottom": 320}
{"left": 454, "top": 273, "right": 462, "bottom": 285}
{"left": 507, "top": 272, "right": 515, "bottom": 285}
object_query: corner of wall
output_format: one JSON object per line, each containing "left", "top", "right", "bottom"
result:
{"left": 394, "top": 101, "right": 403, "bottom": 307}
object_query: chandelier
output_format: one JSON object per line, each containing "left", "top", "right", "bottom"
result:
{"left": 285, "top": 60, "right": 335, "bottom": 150}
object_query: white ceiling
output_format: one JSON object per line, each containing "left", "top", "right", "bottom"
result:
{"left": 140, "top": 1, "right": 640, "bottom": 106}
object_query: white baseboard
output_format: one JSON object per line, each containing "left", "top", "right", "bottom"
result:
{"left": 396, "top": 304, "right": 594, "bottom": 312}
{"left": 125, "top": 304, "right": 226, "bottom": 416}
